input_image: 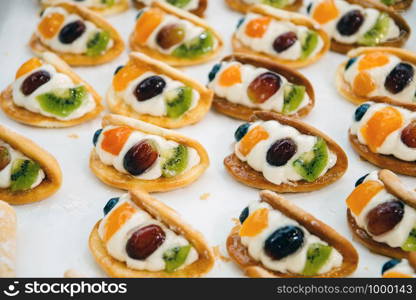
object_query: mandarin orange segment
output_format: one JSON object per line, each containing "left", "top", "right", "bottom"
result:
{"left": 360, "top": 106, "right": 404, "bottom": 152}
{"left": 239, "top": 208, "right": 269, "bottom": 237}
{"left": 245, "top": 17, "right": 271, "bottom": 38}
{"left": 113, "top": 63, "right": 146, "bottom": 92}
{"left": 103, "top": 202, "right": 137, "bottom": 242}
{"left": 38, "top": 12, "right": 65, "bottom": 39}
{"left": 312, "top": 0, "right": 340, "bottom": 24}
{"left": 383, "top": 271, "right": 413, "bottom": 278}
{"left": 15, "top": 58, "right": 43, "bottom": 79}
{"left": 133, "top": 9, "right": 164, "bottom": 45}
{"left": 352, "top": 71, "right": 376, "bottom": 97}
{"left": 346, "top": 180, "right": 384, "bottom": 216}
{"left": 239, "top": 126, "right": 269, "bottom": 156}
{"left": 358, "top": 53, "right": 389, "bottom": 71}
{"left": 219, "top": 65, "right": 242, "bottom": 87}
{"left": 102, "top": 126, "right": 133, "bottom": 156}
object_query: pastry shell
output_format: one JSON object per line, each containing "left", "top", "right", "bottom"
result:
{"left": 40, "top": 0, "right": 129, "bottom": 16}
{"left": 225, "top": 0, "right": 303, "bottom": 13}
{"left": 132, "top": 0, "right": 208, "bottom": 17}
{"left": 212, "top": 53, "right": 315, "bottom": 121}
{"left": 89, "top": 189, "right": 215, "bottom": 278}
{"left": 387, "top": 0, "right": 413, "bottom": 12}
{"left": 129, "top": 1, "right": 223, "bottom": 67}
{"left": 90, "top": 114, "right": 210, "bottom": 192}
{"left": 232, "top": 5, "right": 330, "bottom": 69}
{"left": 0, "top": 125, "right": 62, "bottom": 205}
{"left": 107, "top": 52, "right": 213, "bottom": 129}
{"left": 31, "top": 2, "right": 125, "bottom": 66}
{"left": 227, "top": 190, "right": 359, "bottom": 278}
{"left": 337, "top": 47, "right": 416, "bottom": 110}
{"left": 0, "top": 52, "right": 104, "bottom": 128}
{"left": 224, "top": 111, "right": 348, "bottom": 193}
{"left": 328, "top": 0, "right": 410, "bottom": 54}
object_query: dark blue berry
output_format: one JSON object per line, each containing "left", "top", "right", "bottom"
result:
{"left": 208, "top": 63, "right": 222, "bottom": 82}
{"left": 354, "top": 103, "right": 370, "bottom": 122}
{"left": 306, "top": 3, "right": 313, "bottom": 14}
{"left": 136, "top": 9, "right": 144, "bottom": 20}
{"left": 239, "top": 207, "right": 249, "bottom": 224}
{"left": 114, "top": 65, "right": 124, "bottom": 75}
{"left": 93, "top": 129, "right": 103, "bottom": 146}
{"left": 345, "top": 57, "right": 357, "bottom": 70}
{"left": 264, "top": 226, "right": 304, "bottom": 260}
{"left": 104, "top": 197, "right": 120, "bottom": 216}
{"left": 381, "top": 259, "right": 401, "bottom": 275}
{"left": 237, "top": 17, "right": 245, "bottom": 29}
{"left": 355, "top": 173, "right": 369, "bottom": 187}
{"left": 234, "top": 123, "right": 250, "bottom": 142}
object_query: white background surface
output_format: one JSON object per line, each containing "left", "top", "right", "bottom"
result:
{"left": 0, "top": 0, "right": 415, "bottom": 277}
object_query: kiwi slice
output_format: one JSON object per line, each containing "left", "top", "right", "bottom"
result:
{"left": 86, "top": 31, "right": 110, "bottom": 57}
{"left": 36, "top": 86, "right": 87, "bottom": 118}
{"left": 300, "top": 30, "right": 319, "bottom": 60}
{"left": 10, "top": 158, "right": 41, "bottom": 192}
{"left": 303, "top": 243, "right": 333, "bottom": 276}
{"left": 282, "top": 84, "right": 306, "bottom": 115}
{"left": 381, "top": 0, "right": 395, "bottom": 6}
{"left": 172, "top": 31, "right": 214, "bottom": 59}
{"left": 165, "top": 86, "right": 193, "bottom": 119}
{"left": 163, "top": 245, "right": 192, "bottom": 273}
{"left": 262, "top": 0, "right": 289, "bottom": 8}
{"left": 358, "top": 13, "right": 390, "bottom": 46}
{"left": 167, "top": 0, "right": 192, "bottom": 8}
{"left": 402, "top": 228, "right": 416, "bottom": 251}
{"left": 162, "top": 144, "right": 189, "bottom": 178}
{"left": 293, "top": 137, "right": 329, "bottom": 182}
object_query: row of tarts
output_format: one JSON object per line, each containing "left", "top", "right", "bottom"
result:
{"left": 0, "top": 0, "right": 415, "bottom": 277}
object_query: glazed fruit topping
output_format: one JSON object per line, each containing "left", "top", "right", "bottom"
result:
{"left": 21, "top": 70, "right": 51, "bottom": 96}
{"left": 353, "top": 72, "right": 376, "bottom": 97}
{"left": 16, "top": 58, "right": 43, "bottom": 79}
{"left": 161, "top": 144, "right": 188, "bottom": 178}
{"left": 311, "top": 0, "right": 339, "bottom": 25}
{"left": 163, "top": 245, "right": 192, "bottom": 272}
{"left": 402, "top": 228, "right": 416, "bottom": 251}
{"left": 133, "top": 9, "right": 164, "bottom": 45}
{"left": 0, "top": 146, "right": 11, "bottom": 171}
{"left": 245, "top": 17, "right": 271, "bottom": 38}
{"left": 358, "top": 53, "right": 389, "bottom": 71}
{"left": 303, "top": 243, "right": 332, "bottom": 276}
{"left": 266, "top": 138, "right": 297, "bottom": 167}
{"left": 354, "top": 103, "right": 370, "bottom": 122}
{"left": 38, "top": 12, "right": 65, "bottom": 39}
{"left": 10, "top": 159, "right": 41, "bottom": 192}
{"left": 123, "top": 140, "right": 159, "bottom": 176}
{"left": 134, "top": 76, "right": 166, "bottom": 102}
{"left": 401, "top": 121, "right": 416, "bottom": 148}
{"left": 336, "top": 10, "right": 364, "bottom": 36}
{"left": 234, "top": 123, "right": 250, "bottom": 142}
{"left": 345, "top": 57, "right": 357, "bottom": 70}
{"left": 103, "top": 197, "right": 119, "bottom": 215}
{"left": 86, "top": 31, "right": 110, "bottom": 57}
{"left": 156, "top": 23, "right": 185, "bottom": 50}
{"left": 366, "top": 201, "right": 404, "bottom": 236}
{"left": 165, "top": 86, "right": 193, "bottom": 119}
{"left": 385, "top": 63, "right": 414, "bottom": 95}
{"left": 102, "top": 126, "right": 133, "bottom": 156}
{"left": 239, "top": 208, "right": 269, "bottom": 237}
{"left": 346, "top": 180, "right": 384, "bottom": 216}
{"left": 238, "top": 126, "right": 269, "bottom": 156}
{"left": 219, "top": 65, "right": 242, "bottom": 87}
{"left": 36, "top": 86, "right": 86, "bottom": 117}
{"left": 273, "top": 32, "right": 297, "bottom": 53}
{"left": 126, "top": 224, "right": 166, "bottom": 260}
{"left": 172, "top": 31, "right": 214, "bottom": 59}
{"left": 239, "top": 206, "right": 249, "bottom": 224}
{"left": 264, "top": 225, "right": 304, "bottom": 260}
{"left": 113, "top": 63, "right": 144, "bottom": 92}
{"left": 58, "top": 20, "right": 86, "bottom": 44}
{"left": 247, "top": 72, "right": 281, "bottom": 104}
{"left": 103, "top": 202, "right": 137, "bottom": 242}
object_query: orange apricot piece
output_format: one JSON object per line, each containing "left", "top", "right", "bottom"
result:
{"left": 346, "top": 180, "right": 384, "bottom": 216}
{"left": 245, "top": 17, "right": 271, "bottom": 38}
{"left": 133, "top": 9, "right": 164, "bottom": 45}
{"left": 38, "top": 12, "right": 65, "bottom": 39}
{"left": 239, "top": 208, "right": 269, "bottom": 237}
{"left": 113, "top": 63, "right": 146, "bottom": 92}
{"left": 103, "top": 202, "right": 137, "bottom": 242}
{"left": 101, "top": 126, "right": 133, "bottom": 156}
{"left": 352, "top": 71, "right": 377, "bottom": 97}
{"left": 239, "top": 126, "right": 269, "bottom": 156}
{"left": 312, "top": 0, "right": 340, "bottom": 24}
{"left": 219, "top": 64, "right": 242, "bottom": 87}
{"left": 358, "top": 53, "right": 390, "bottom": 71}
{"left": 15, "top": 58, "right": 43, "bottom": 79}
{"left": 383, "top": 272, "right": 413, "bottom": 278}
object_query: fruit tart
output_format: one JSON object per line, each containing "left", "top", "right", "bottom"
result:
{"left": 90, "top": 114, "right": 209, "bottom": 192}
{"left": 32, "top": 2, "right": 124, "bottom": 66}
{"left": 350, "top": 102, "right": 416, "bottom": 176}
{"left": 129, "top": 1, "right": 223, "bottom": 67}
{"left": 381, "top": 253, "right": 416, "bottom": 278}
{"left": 0, "top": 201, "right": 16, "bottom": 277}
{"left": 232, "top": 5, "right": 330, "bottom": 69}
{"left": 337, "top": 47, "right": 416, "bottom": 109}
{"left": 208, "top": 53, "right": 314, "bottom": 121}
{"left": 0, "top": 125, "right": 62, "bottom": 205}
{"left": 227, "top": 190, "right": 359, "bottom": 277}
{"left": 0, "top": 52, "right": 103, "bottom": 128}
{"left": 225, "top": 0, "right": 303, "bottom": 13}
{"left": 132, "top": 0, "right": 208, "bottom": 17}
{"left": 375, "top": 0, "right": 413, "bottom": 12}
{"left": 89, "top": 189, "right": 215, "bottom": 277}
{"left": 39, "top": 0, "right": 129, "bottom": 15}
{"left": 304, "top": 0, "right": 410, "bottom": 54}
{"left": 346, "top": 169, "right": 416, "bottom": 259}
{"left": 224, "top": 111, "right": 348, "bottom": 193}
{"left": 107, "top": 52, "right": 213, "bottom": 129}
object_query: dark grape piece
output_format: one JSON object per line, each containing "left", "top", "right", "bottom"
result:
{"left": 382, "top": 259, "right": 401, "bottom": 275}
{"left": 126, "top": 225, "right": 166, "bottom": 260}
{"left": 248, "top": 72, "right": 281, "bottom": 104}
{"left": 103, "top": 197, "right": 119, "bottom": 215}
{"left": 93, "top": 129, "right": 103, "bottom": 146}
{"left": 273, "top": 32, "right": 297, "bottom": 53}
{"left": 367, "top": 201, "right": 404, "bottom": 236}
{"left": 235, "top": 123, "right": 250, "bottom": 142}
{"left": 336, "top": 10, "right": 364, "bottom": 36}
{"left": 266, "top": 138, "right": 297, "bottom": 167}
{"left": 59, "top": 20, "right": 86, "bottom": 44}
{"left": 21, "top": 70, "right": 51, "bottom": 96}
{"left": 354, "top": 103, "right": 370, "bottom": 122}
{"left": 385, "top": 63, "right": 414, "bottom": 94}
{"left": 123, "top": 140, "right": 158, "bottom": 176}
{"left": 156, "top": 23, "right": 185, "bottom": 50}
{"left": 355, "top": 173, "right": 369, "bottom": 187}
{"left": 239, "top": 207, "right": 249, "bottom": 224}
{"left": 134, "top": 76, "right": 166, "bottom": 102}
{"left": 401, "top": 121, "right": 416, "bottom": 148}
{"left": 208, "top": 63, "right": 222, "bottom": 82}
{"left": 264, "top": 226, "right": 304, "bottom": 260}
{"left": 0, "top": 146, "right": 11, "bottom": 171}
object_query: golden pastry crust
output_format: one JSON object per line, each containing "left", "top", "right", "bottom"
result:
{"left": 90, "top": 114, "right": 210, "bottom": 192}
{"left": 336, "top": 47, "right": 416, "bottom": 110}
{"left": 31, "top": 2, "right": 125, "bottom": 66}
{"left": 132, "top": 0, "right": 208, "bottom": 17}
{"left": 227, "top": 190, "right": 359, "bottom": 278}
{"left": 224, "top": 111, "right": 348, "bottom": 193}
{"left": 89, "top": 189, "right": 215, "bottom": 278}
{"left": 225, "top": 0, "right": 303, "bottom": 13}
{"left": 0, "top": 125, "right": 62, "bottom": 205}
{"left": 107, "top": 52, "right": 213, "bottom": 129}
{"left": 378, "top": 169, "right": 416, "bottom": 209}
{"left": 388, "top": 0, "right": 413, "bottom": 12}
{"left": 40, "top": 0, "right": 129, "bottom": 16}
{"left": 328, "top": 0, "right": 410, "bottom": 54}
{"left": 0, "top": 52, "right": 104, "bottom": 128}
{"left": 211, "top": 53, "right": 315, "bottom": 121}
{"left": 129, "top": 1, "right": 224, "bottom": 67}
{"left": 232, "top": 5, "right": 330, "bottom": 69}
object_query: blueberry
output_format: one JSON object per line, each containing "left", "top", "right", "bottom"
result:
{"left": 354, "top": 103, "right": 370, "bottom": 122}
{"left": 239, "top": 207, "right": 249, "bottom": 224}
{"left": 381, "top": 259, "right": 401, "bottom": 275}
{"left": 93, "top": 129, "right": 103, "bottom": 146}
{"left": 208, "top": 63, "right": 222, "bottom": 82}
{"left": 355, "top": 173, "right": 369, "bottom": 187}
{"left": 345, "top": 57, "right": 357, "bottom": 70}
{"left": 114, "top": 65, "right": 124, "bottom": 75}
{"left": 237, "top": 17, "right": 245, "bottom": 29}
{"left": 235, "top": 123, "right": 250, "bottom": 142}
{"left": 136, "top": 9, "right": 144, "bottom": 20}
{"left": 104, "top": 197, "right": 120, "bottom": 215}
{"left": 264, "top": 226, "right": 304, "bottom": 260}
{"left": 306, "top": 3, "right": 313, "bottom": 14}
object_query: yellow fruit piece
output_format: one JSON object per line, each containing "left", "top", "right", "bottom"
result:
{"left": 353, "top": 71, "right": 376, "bottom": 97}
{"left": 346, "top": 180, "right": 384, "bottom": 216}
{"left": 245, "top": 17, "right": 271, "bottom": 38}
{"left": 383, "top": 271, "right": 413, "bottom": 278}
{"left": 133, "top": 9, "right": 164, "bottom": 45}
{"left": 219, "top": 65, "right": 242, "bottom": 87}
{"left": 15, "top": 58, "right": 43, "bottom": 79}
{"left": 113, "top": 63, "right": 145, "bottom": 92}
{"left": 312, "top": 0, "right": 340, "bottom": 24}
{"left": 239, "top": 126, "right": 269, "bottom": 156}
{"left": 103, "top": 202, "right": 137, "bottom": 242}
{"left": 239, "top": 208, "right": 269, "bottom": 237}
{"left": 38, "top": 12, "right": 65, "bottom": 39}
{"left": 358, "top": 53, "right": 390, "bottom": 71}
